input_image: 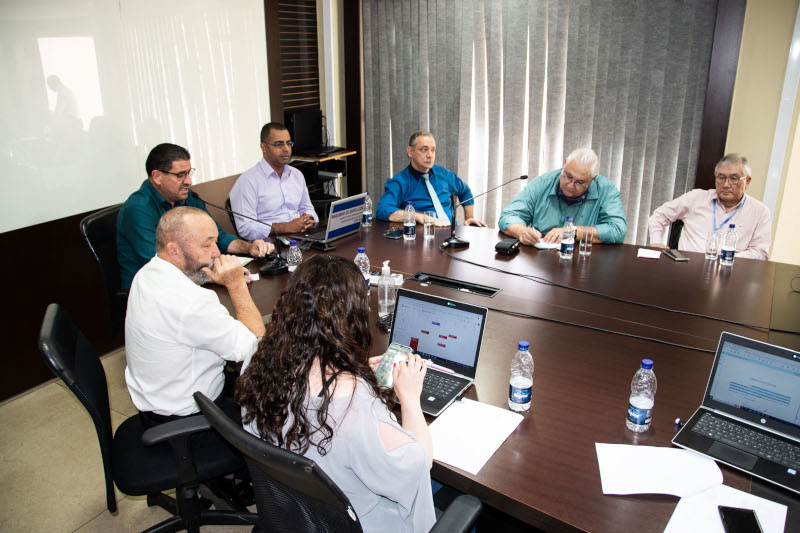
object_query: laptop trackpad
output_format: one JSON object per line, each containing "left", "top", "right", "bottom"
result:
{"left": 709, "top": 441, "right": 758, "bottom": 470}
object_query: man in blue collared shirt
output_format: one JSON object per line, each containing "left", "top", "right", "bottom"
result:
{"left": 117, "top": 143, "right": 273, "bottom": 289}
{"left": 499, "top": 148, "right": 627, "bottom": 245}
{"left": 375, "top": 132, "right": 487, "bottom": 227}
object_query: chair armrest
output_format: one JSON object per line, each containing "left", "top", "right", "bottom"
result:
{"left": 141, "top": 414, "right": 211, "bottom": 446}
{"left": 430, "top": 494, "right": 482, "bottom": 533}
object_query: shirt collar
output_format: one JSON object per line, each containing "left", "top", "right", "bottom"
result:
{"left": 408, "top": 164, "right": 434, "bottom": 179}
{"left": 259, "top": 158, "right": 289, "bottom": 180}
{"left": 145, "top": 179, "right": 186, "bottom": 209}
{"left": 549, "top": 169, "right": 600, "bottom": 201}
{"left": 711, "top": 191, "right": 747, "bottom": 211}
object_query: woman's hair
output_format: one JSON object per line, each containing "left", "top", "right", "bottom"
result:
{"left": 236, "top": 254, "right": 394, "bottom": 454}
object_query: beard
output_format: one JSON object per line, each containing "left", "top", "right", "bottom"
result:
{"left": 181, "top": 250, "right": 213, "bottom": 285}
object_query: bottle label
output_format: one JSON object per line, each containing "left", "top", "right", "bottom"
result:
{"left": 560, "top": 241, "right": 574, "bottom": 255}
{"left": 627, "top": 403, "right": 652, "bottom": 425}
{"left": 404, "top": 224, "right": 416, "bottom": 236}
{"left": 720, "top": 248, "right": 735, "bottom": 261}
{"left": 362, "top": 213, "right": 373, "bottom": 224}
{"left": 509, "top": 384, "right": 532, "bottom": 404}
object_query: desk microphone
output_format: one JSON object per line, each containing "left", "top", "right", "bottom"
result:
{"left": 442, "top": 175, "right": 528, "bottom": 249}
{"left": 189, "top": 190, "right": 289, "bottom": 275}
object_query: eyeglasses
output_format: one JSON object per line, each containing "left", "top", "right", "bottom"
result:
{"left": 562, "top": 172, "right": 590, "bottom": 190}
{"left": 714, "top": 174, "right": 748, "bottom": 185}
{"left": 161, "top": 168, "right": 196, "bottom": 180}
{"left": 264, "top": 141, "right": 295, "bottom": 148}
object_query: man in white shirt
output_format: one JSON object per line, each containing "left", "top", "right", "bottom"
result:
{"left": 125, "top": 206, "right": 265, "bottom": 426}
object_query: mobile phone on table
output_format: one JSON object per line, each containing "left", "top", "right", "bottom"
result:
{"left": 664, "top": 249, "right": 689, "bottom": 262}
{"left": 718, "top": 506, "right": 763, "bottom": 533}
{"left": 384, "top": 228, "right": 404, "bottom": 239}
{"left": 375, "top": 343, "right": 413, "bottom": 388}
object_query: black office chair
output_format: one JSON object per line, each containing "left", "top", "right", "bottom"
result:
{"left": 80, "top": 204, "right": 128, "bottom": 337}
{"left": 667, "top": 219, "right": 684, "bottom": 250}
{"left": 224, "top": 197, "right": 241, "bottom": 237}
{"left": 38, "top": 304, "right": 257, "bottom": 533}
{"left": 194, "top": 391, "right": 483, "bottom": 533}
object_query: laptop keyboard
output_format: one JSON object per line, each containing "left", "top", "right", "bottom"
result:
{"left": 298, "top": 227, "right": 327, "bottom": 242}
{"left": 692, "top": 412, "right": 800, "bottom": 470}
{"left": 422, "top": 371, "right": 461, "bottom": 398}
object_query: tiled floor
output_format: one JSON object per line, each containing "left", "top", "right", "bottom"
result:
{"left": 0, "top": 348, "right": 252, "bottom": 533}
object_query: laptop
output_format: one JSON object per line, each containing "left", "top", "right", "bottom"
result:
{"left": 291, "top": 193, "right": 367, "bottom": 244}
{"left": 672, "top": 332, "right": 800, "bottom": 495}
{"left": 387, "top": 288, "right": 488, "bottom": 416}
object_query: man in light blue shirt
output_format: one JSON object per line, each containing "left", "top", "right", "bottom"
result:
{"left": 230, "top": 123, "right": 318, "bottom": 238}
{"left": 499, "top": 148, "right": 627, "bottom": 245}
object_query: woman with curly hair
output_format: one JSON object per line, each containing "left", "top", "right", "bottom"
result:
{"left": 236, "top": 254, "right": 435, "bottom": 532}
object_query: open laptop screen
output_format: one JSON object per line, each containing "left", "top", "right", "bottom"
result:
{"left": 389, "top": 289, "right": 487, "bottom": 377}
{"left": 705, "top": 334, "right": 800, "bottom": 438}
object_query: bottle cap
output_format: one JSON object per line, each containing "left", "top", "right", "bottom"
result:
{"left": 358, "top": 247, "right": 365, "bottom": 253}
{"left": 566, "top": 215, "right": 573, "bottom": 222}
{"left": 407, "top": 201, "right": 413, "bottom": 206}
{"left": 290, "top": 239, "right": 297, "bottom": 246}
{"left": 729, "top": 224, "right": 735, "bottom": 229}
{"left": 518, "top": 341, "right": 530, "bottom": 351}
{"left": 641, "top": 358, "right": 653, "bottom": 369}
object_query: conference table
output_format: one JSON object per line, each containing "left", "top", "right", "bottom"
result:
{"left": 216, "top": 221, "right": 800, "bottom": 532}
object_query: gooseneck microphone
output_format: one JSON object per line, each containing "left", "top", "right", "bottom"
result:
{"left": 442, "top": 175, "right": 529, "bottom": 249}
{"left": 189, "top": 190, "right": 288, "bottom": 275}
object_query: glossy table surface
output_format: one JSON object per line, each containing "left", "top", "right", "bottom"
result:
{"left": 216, "top": 221, "right": 798, "bottom": 532}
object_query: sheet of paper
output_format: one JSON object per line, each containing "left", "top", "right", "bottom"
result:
{"left": 249, "top": 273, "right": 260, "bottom": 282}
{"left": 664, "top": 484, "right": 787, "bottom": 533}
{"left": 429, "top": 399, "right": 523, "bottom": 475}
{"left": 238, "top": 257, "right": 254, "bottom": 267}
{"left": 534, "top": 241, "right": 560, "bottom": 250}
{"left": 595, "top": 443, "right": 722, "bottom": 497}
{"left": 637, "top": 248, "right": 662, "bottom": 259}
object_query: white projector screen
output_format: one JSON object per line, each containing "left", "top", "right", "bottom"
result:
{"left": 0, "top": 0, "right": 271, "bottom": 233}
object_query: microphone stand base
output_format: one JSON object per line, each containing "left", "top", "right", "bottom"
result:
{"left": 443, "top": 236, "right": 469, "bottom": 249}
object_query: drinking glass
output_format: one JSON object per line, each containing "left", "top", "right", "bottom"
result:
{"left": 579, "top": 227, "right": 594, "bottom": 256}
{"left": 705, "top": 232, "right": 719, "bottom": 260}
{"left": 423, "top": 211, "right": 436, "bottom": 239}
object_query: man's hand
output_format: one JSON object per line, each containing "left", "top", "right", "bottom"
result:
{"left": 517, "top": 226, "right": 542, "bottom": 245}
{"left": 464, "top": 217, "right": 487, "bottom": 227}
{"left": 282, "top": 213, "right": 316, "bottom": 234}
{"left": 650, "top": 243, "right": 670, "bottom": 250}
{"left": 417, "top": 212, "right": 450, "bottom": 227}
{"left": 248, "top": 239, "right": 274, "bottom": 257}
{"left": 202, "top": 255, "right": 250, "bottom": 289}
{"left": 543, "top": 227, "right": 564, "bottom": 244}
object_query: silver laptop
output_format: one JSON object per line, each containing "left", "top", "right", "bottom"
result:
{"left": 388, "top": 288, "right": 488, "bottom": 416}
{"left": 291, "top": 192, "right": 367, "bottom": 243}
{"left": 672, "top": 332, "right": 800, "bottom": 495}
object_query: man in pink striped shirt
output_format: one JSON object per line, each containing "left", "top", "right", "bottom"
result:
{"left": 648, "top": 154, "right": 771, "bottom": 260}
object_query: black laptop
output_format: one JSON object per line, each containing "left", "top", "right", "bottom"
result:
{"left": 388, "top": 288, "right": 488, "bottom": 416}
{"left": 672, "top": 332, "right": 800, "bottom": 495}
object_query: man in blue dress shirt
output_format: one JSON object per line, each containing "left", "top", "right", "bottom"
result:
{"left": 375, "top": 132, "right": 486, "bottom": 227}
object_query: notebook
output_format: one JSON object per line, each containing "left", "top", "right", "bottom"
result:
{"left": 388, "top": 288, "right": 488, "bottom": 416}
{"left": 672, "top": 332, "right": 800, "bottom": 495}
{"left": 291, "top": 192, "right": 367, "bottom": 244}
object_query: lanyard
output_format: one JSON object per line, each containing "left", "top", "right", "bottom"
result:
{"left": 712, "top": 197, "right": 745, "bottom": 233}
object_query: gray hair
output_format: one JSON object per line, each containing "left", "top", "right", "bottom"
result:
{"left": 565, "top": 148, "right": 600, "bottom": 177}
{"left": 155, "top": 206, "right": 207, "bottom": 252}
{"left": 408, "top": 131, "right": 434, "bottom": 148}
{"left": 714, "top": 153, "right": 751, "bottom": 177}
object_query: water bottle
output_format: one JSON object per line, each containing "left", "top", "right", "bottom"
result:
{"left": 719, "top": 223, "right": 737, "bottom": 267}
{"left": 403, "top": 201, "right": 416, "bottom": 240}
{"left": 287, "top": 239, "right": 302, "bottom": 273}
{"left": 626, "top": 359, "right": 657, "bottom": 432}
{"left": 508, "top": 341, "right": 533, "bottom": 412}
{"left": 362, "top": 193, "right": 374, "bottom": 227}
{"left": 377, "top": 260, "right": 396, "bottom": 318}
{"left": 559, "top": 216, "right": 576, "bottom": 259}
{"left": 354, "top": 247, "right": 371, "bottom": 288}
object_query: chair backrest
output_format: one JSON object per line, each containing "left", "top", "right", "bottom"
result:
{"left": 38, "top": 303, "right": 117, "bottom": 513}
{"left": 224, "top": 197, "right": 240, "bottom": 237}
{"left": 668, "top": 219, "right": 684, "bottom": 250}
{"left": 80, "top": 204, "right": 126, "bottom": 337}
{"left": 194, "top": 392, "right": 362, "bottom": 533}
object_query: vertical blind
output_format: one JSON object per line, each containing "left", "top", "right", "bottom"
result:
{"left": 277, "top": 0, "right": 321, "bottom": 111}
{"left": 362, "top": 0, "right": 717, "bottom": 244}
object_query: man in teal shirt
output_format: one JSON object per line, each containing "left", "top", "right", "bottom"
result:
{"left": 499, "top": 148, "right": 627, "bottom": 245}
{"left": 118, "top": 143, "right": 273, "bottom": 289}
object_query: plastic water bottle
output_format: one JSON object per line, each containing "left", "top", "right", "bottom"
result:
{"left": 626, "top": 359, "right": 657, "bottom": 432}
{"left": 719, "top": 223, "right": 737, "bottom": 267}
{"left": 559, "top": 216, "right": 576, "bottom": 259}
{"left": 287, "top": 239, "right": 302, "bottom": 273}
{"left": 377, "top": 260, "right": 396, "bottom": 318}
{"left": 354, "top": 247, "right": 371, "bottom": 288}
{"left": 508, "top": 341, "right": 533, "bottom": 412}
{"left": 403, "top": 201, "right": 416, "bottom": 240}
{"left": 362, "top": 193, "right": 374, "bottom": 227}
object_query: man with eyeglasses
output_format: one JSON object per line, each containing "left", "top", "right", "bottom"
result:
{"left": 499, "top": 148, "right": 627, "bottom": 245}
{"left": 118, "top": 143, "right": 273, "bottom": 289}
{"left": 648, "top": 153, "right": 771, "bottom": 259}
{"left": 229, "top": 122, "right": 318, "bottom": 239}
